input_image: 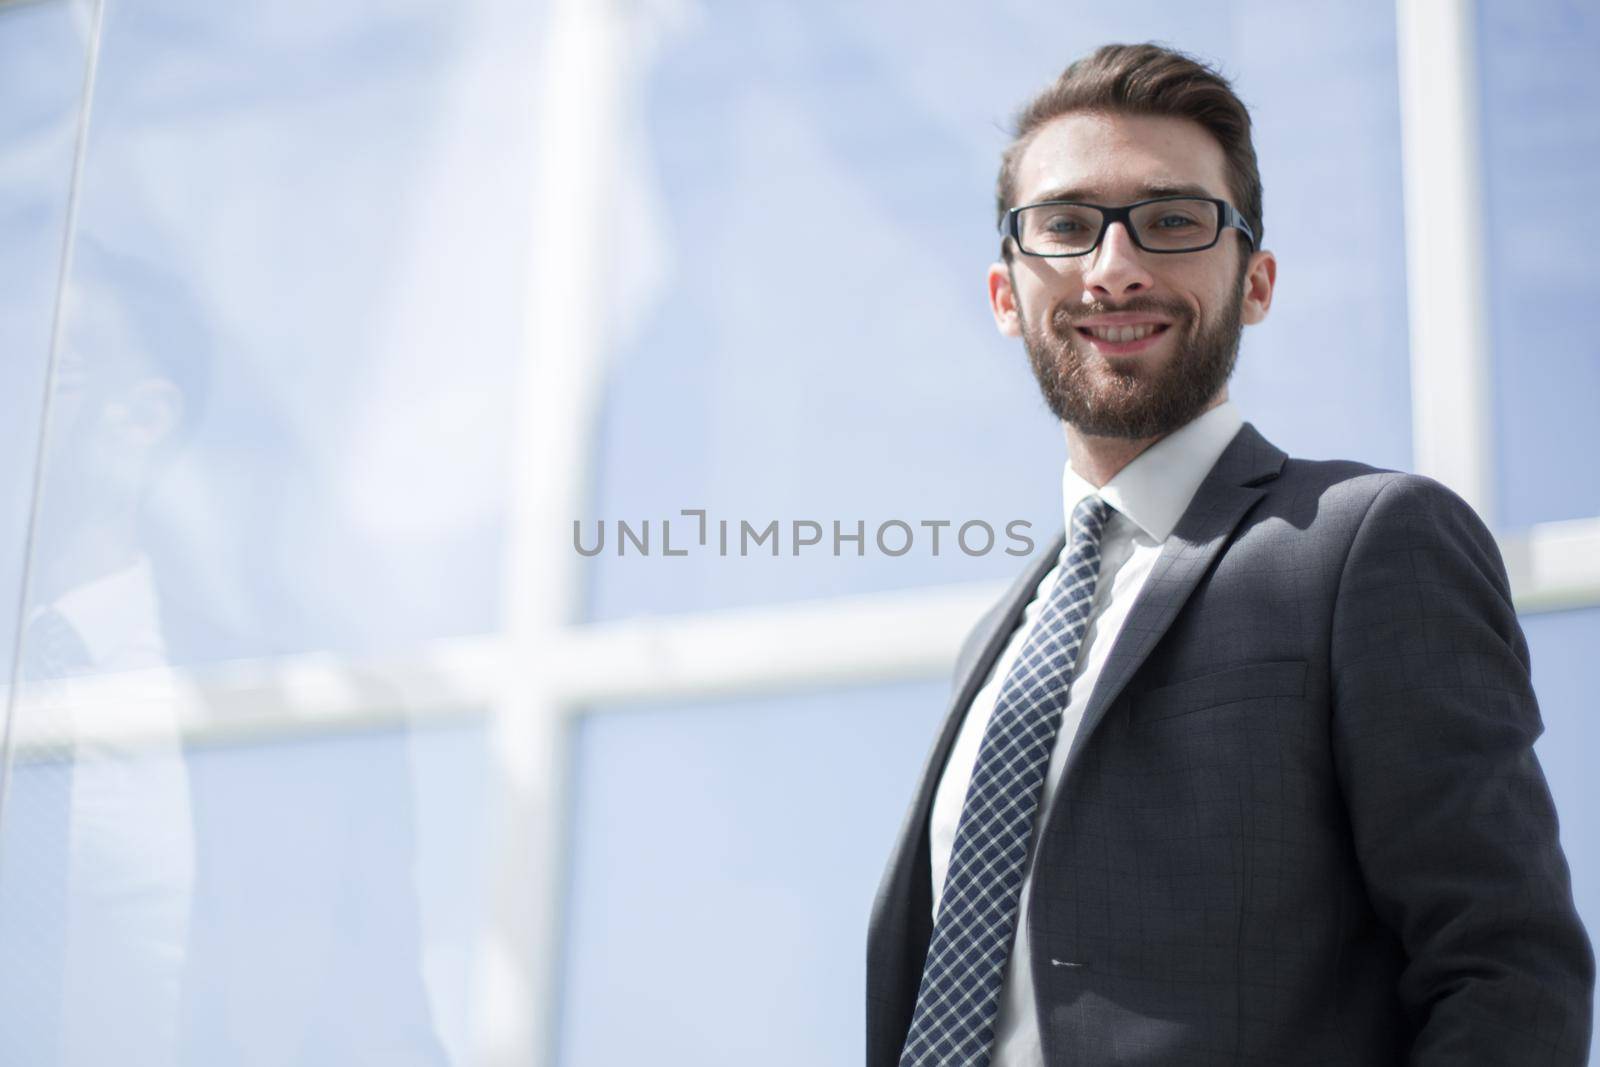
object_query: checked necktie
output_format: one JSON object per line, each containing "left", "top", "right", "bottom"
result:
{"left": 900, "top": 494, "right": 1114, "bottom": 1067}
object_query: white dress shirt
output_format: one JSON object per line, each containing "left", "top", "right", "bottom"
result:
{"left": 927, "top": 400, "right": 1244, "bottom": 1067}
{"left": 22, "top": 557, "right": 194, "bottom": 1067}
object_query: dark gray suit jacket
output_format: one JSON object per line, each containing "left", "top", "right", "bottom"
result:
{"left": 867, "top": 423, "right": 1594, "bottom": 1065}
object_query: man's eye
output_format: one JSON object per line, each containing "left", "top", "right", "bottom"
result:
{"left": 1043, "top": 215, "right": 1086, "bottom": 233}
{"left": 1154, "top": 214, "right": 1199, "bottom": 229}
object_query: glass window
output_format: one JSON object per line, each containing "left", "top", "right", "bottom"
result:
{"left": 1522, "top": 605, "right": 1600, "bottom": 1066}
{"left": 581, "top": 1, "right": 1412, "bottom": 622}
{"left": 0, "top": 0, "right": 90, "bottom": 682}
{"left": 1478, "top": 1, "right": 1600, "bottom": 528}
{"left": 60, "top": 0, "right": 541, "bottom": 663}
{"left": 556, "top": 681, "right": 950, "bottom": 1067}
{"left": 0, "top": 0, "right": 536, "bottom": 1062}
{"left": 0, "top": 721, "right": 488, "bottom": 1066}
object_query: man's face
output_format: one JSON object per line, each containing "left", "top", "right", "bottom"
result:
{"left": 988, "top": 110, "right": 1275, "bottom": 439}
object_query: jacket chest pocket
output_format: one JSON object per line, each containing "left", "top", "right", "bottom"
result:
{"left": 1130, "top": 659, "right": 1307, "bottom": 724}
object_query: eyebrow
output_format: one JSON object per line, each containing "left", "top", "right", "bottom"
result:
{"left": 1023, "top": 181, "right": 1215, "bottom": 205}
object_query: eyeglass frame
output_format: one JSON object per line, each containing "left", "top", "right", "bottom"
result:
{"left": 1000, "top": 194, "right": 1258, "bottom": 257}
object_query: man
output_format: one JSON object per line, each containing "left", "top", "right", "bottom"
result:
{"left": 0, "top": 235, "right": 450, "bottom": 1066}
{"left": 0, "top": 235, "right": 205, "bottom": 1067}
{"left": 866, "top": 43, "right": 1593, "bottom": 1066}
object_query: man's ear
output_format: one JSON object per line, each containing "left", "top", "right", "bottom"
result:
{"left": 1240, "top": 248, "right": 1276, "bottom": 325}
{"left": 988, "top": 260, "right": 1022, "bottom": 337}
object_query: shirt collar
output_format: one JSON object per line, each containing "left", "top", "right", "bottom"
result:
{"left": 41, "top": 555, "right": 166, "bottom": 669}
{"left": 1060, "top": 400, "right": 1244, "bottom": 544}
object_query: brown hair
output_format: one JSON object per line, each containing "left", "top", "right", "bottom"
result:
{"left": 996, "top": 43, "right": 1263, "bottom": 256}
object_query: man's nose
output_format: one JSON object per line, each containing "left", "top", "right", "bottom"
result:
{"left": 1080, "top": 221, "right": 1154, "bottom": 300}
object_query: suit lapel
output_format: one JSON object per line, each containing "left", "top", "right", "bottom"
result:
{"left": 875, "top": 532, "right": 1066, "bottom": 908}
{"left": 1061, "top": 421, "right": 1286, "bottom": 776}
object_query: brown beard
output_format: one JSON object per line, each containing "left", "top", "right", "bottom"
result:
{"left": 1020, "top": 281, "right": 1244, "bottom": 440}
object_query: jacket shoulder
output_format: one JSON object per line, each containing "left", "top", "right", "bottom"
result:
{"left": 1272, "top": 456, "right": 1492, "bottom": 532}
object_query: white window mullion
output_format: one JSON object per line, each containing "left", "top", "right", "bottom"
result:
{"left": 473, "top": 0, "right": 629, "bottom": 1063}
{"left": 1395, "top": 0, "right": 1494, "bottom": 519}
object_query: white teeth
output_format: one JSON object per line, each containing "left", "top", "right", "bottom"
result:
{"left": 1087, "top": 324, "right": 1159, "bottom": 342}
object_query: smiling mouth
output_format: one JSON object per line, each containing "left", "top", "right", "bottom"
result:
{"left": 1075, "top": 323, "right": 1171, "bottom": 344}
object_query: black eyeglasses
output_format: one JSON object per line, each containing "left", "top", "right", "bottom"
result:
{"left": 1001, "top": 195, "right": 1257, "bottom": 257}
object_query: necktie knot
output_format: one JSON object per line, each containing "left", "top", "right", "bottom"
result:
{"left": 1070, "top": 494, "right": 1114, "bottom": 549}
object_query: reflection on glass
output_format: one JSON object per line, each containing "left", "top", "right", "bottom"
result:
{"left": 1, "top": 0, "right": 533, "bottom": 1059}
{"left": 0, "top": 0, "right": 92, "bottom": 683}
{"left": 0, "top": 4, "right": 113, "bottom": 1064}
{"left": 8, "top": 234, "right": 201, "bottom": 1065}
